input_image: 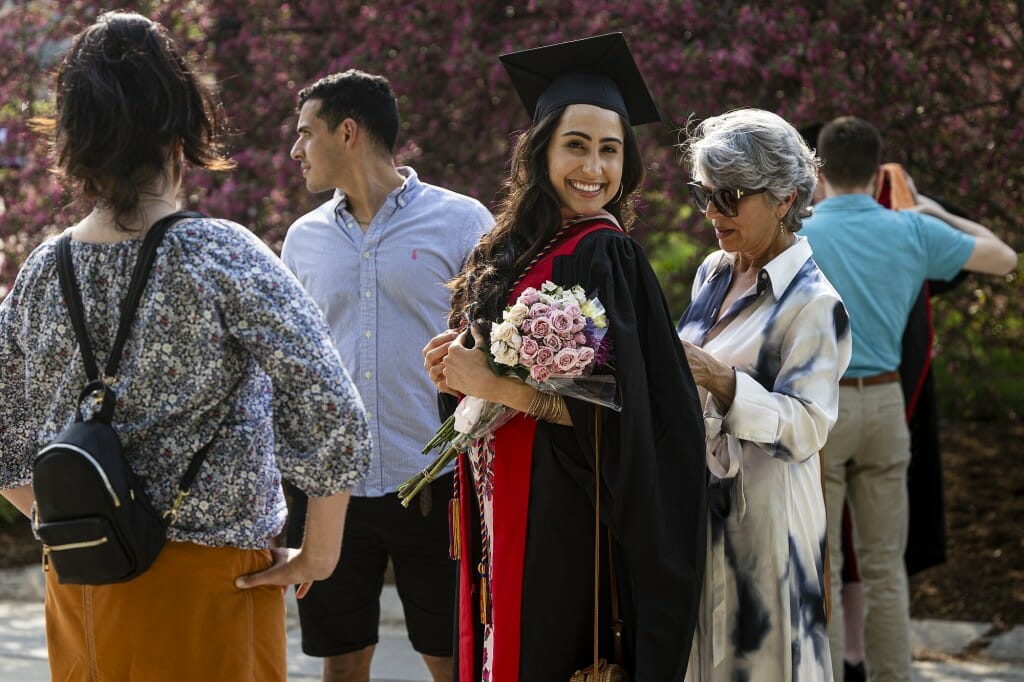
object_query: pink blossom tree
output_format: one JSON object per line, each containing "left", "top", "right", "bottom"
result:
{"left": 2, "top": 1, "right": 1020, "bottom": 414}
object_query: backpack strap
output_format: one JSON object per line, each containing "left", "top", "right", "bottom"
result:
{"left": 56, "top": 235, "right": 100, "bottom": 382}
{"left": 106, "top": 210, "right": 204, "bottom": 379}
{"left": 165, "top": 434, "right": 216, "bottom": 525}
{"left": 56, "top": 211, "right": 204, "bottom": 390}
{"left": 57, "top": 237, "right": 116, "bottom": 422}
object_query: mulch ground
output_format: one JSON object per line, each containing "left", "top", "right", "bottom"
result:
{"left": 908, "top": 419, "right": 1024, "bottom": 627}
{"left": 1, "top": 419, "right": 1021, "bottom": 625}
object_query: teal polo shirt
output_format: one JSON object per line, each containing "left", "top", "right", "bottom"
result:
{"left": 802, "top": 194, "right": 973, "bottom": 378}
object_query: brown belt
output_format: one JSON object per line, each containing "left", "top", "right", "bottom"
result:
{"left": 839, "top": 370, "right": 900, "bottom": 388}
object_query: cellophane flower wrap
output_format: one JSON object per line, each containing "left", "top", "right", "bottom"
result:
{"left": 399, "top": 281, "right": 619, "bottom": 507}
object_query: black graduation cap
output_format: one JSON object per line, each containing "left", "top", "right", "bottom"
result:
{"left": 499, "top": 32, "right": 661, "bottom": 126}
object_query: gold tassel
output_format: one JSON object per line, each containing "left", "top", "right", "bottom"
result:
{"left": 479, "top": 564, "right": 491, "bottom": 625}
{"left": 448, "top": 496, "right": 461, "bottom": 560}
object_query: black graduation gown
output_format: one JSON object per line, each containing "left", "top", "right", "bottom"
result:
{"left": 900, "top": 271, "right": 965, "bottom": 575}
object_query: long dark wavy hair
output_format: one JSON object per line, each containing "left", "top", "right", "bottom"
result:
{"left": 448, "top": 107, "right": 645, "bottom": 329}
{"left": 30, "top": 12, "right": 234, "bottom": 229}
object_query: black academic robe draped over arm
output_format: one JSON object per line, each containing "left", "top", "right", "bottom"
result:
{"left": 519, "top": 228, "right": 707, "bottom": 680}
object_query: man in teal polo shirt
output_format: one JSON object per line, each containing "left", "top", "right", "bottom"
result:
{"left": 802, "top": 116, "right": 1017, "bottom": 682}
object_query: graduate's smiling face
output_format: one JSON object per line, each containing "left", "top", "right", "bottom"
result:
{"left": 545, "top": 104, "right": 625, "bottom": 220}
{"left": 291, "top": 98, "right": 348, "bottom": 194}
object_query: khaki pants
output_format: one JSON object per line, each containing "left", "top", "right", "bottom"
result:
{"left": 824, "top": 383, "right": 911, "bottom": 682}
{"left": 45, "top": 541, "right": 287, "bottom": 681}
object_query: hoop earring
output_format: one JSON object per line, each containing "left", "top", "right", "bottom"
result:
{"left": 611, "top": 184, "right": 624, "bottom": 204}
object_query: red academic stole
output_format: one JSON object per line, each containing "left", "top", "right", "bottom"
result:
{"left": 456, "top": 218, "right": 619, "bottom": 682}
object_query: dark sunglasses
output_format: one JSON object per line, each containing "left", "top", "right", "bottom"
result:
{"left": 687, "top": 181, "right": 768, "bottom": 217}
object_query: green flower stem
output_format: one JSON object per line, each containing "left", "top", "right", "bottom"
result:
{"left": 398, "top": 444, "right": 458, "bottom": 508}
{"left": 422, "top": 414, "right": 457, "bottom": 454}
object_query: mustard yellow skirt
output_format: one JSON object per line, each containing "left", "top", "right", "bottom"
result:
{"left": 44, "top": 541, "right": 287, "bottom": 681}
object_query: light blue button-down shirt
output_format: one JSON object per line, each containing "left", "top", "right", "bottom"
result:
{"left": 282, "top": 166, "right": 493, "bottom": 496}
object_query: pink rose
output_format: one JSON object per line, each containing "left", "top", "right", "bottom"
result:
{"left": 529, "top": 302, "right": 551, "bottom": 319}
{"left": 531, "top": 317, "right": 551, "bottom": 337}
{"left": 520, "top": 318, "right": 533, "bottom": 335}
{"left": 574, "top": 332, "right": 587, "bottom": 345}
{"left": 554, "top": 348, "right": 581, "bottom": 374}
{"left": 535, "top": 347, "right": 554, "bottom": 367}
{"left": 520, "top": 289, "right": 540, "bottom": 306}
{"left": 571, "top": 319, "right": 586, "bottom": 333}
{"left": 549, "top": 310, "right": 573, "bottom": 335}
{"left": 576, "top": 346, "right": 596, "bottom": 367}
{"left": 543, "top": 333, "right": 563, "bottom": 352}
{"left": 564, "top": 303, "right": 581, "bottom": 318}
{"left": 530, "top": 364, "right": 551, "bottom": 383}
{"left": 519, "top": 337, "right": 540, "bottom": 361}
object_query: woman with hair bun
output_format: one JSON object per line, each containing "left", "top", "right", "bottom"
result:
{"left": 0, "top": 12, "right": 370, "bottom": 680}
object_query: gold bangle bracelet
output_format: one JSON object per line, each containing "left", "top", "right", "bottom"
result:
{"left": 527, "top": 390, "right": 564, "bottom": 423}
{"left": 527, "top": 390, "right": 547, "bottom": 420}
{"left": 539, "top": 393, "right": 555, "bottom": 422}
{"left": 546, "top": 394, "right": 563, "bottom": 423}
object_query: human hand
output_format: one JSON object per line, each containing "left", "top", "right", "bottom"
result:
{"left": 423, "top": 329, "right": 460, "bottom": 395}
{"left": 681, "top": 336, "right": 733, "bottom": 384}
{"left": 902, "top": 167, "right": 919, "bottom": 203}
{"left": 905, "top": 193, "right": 944, "bottom": 216}
{"left": 236, "top": 492, "right": 348, "bottom": 598}
{"left": 442, "top": 327, "right": 500, "bottom": 401}
{"left": 681, "top": 339, "right": 716, "bottom": 386}
{"left": 234, "top": 545, "right": 337, "bottom": 599}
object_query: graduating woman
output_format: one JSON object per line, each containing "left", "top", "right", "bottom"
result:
{"left": 423, "top": 33, "right": 706, "bottom": 681}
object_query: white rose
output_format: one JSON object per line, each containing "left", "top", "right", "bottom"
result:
{"left": 490, "top": 340, "right": 520, "bottom": 367}
{"left": 454, "top": 396, "right": 486, "bottom": 434}
{"left": 504, "top": 303, "right": 530, "bottom": 326}
{"left": 490, "top": 322, "right": 522, "bottom": 349}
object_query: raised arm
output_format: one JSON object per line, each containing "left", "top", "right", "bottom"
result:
{"left": 912, "top": 196, "right": 1018, "bottom": 275}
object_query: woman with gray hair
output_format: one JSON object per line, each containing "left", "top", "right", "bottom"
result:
{"left": 676, "top": 108, "right": 851, "bottom": 682}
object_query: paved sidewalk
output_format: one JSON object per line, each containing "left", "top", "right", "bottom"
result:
{"left": 1, "top": 564, "right": 1022, "bottom": 680}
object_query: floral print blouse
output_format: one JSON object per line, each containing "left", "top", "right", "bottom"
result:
{"left": 0, "top": 217, "right": 371, "bottom": 549}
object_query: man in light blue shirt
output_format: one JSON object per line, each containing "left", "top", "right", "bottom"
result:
{"left": 802, "top": 116, "right": 1017, "bottom": 682}
{"left": 281, "top": 70, "right": 492, "bottom": 682}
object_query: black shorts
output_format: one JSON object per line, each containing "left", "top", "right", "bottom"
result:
{"left": 285, "top": 473, "right": 456, "bottom": 658}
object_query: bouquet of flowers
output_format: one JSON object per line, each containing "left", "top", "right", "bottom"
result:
{"left": 398, "top": 281, "right": 619, "bottom": 507}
